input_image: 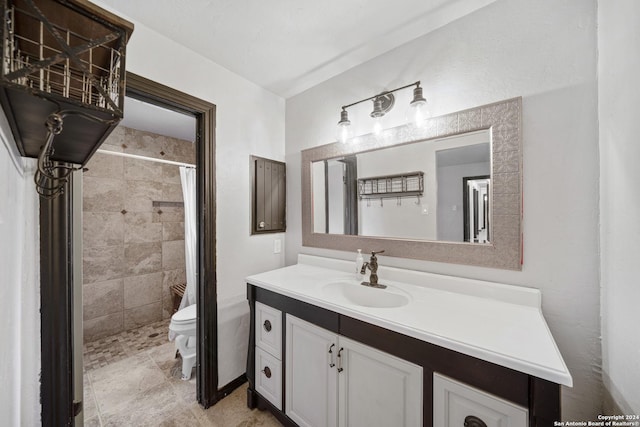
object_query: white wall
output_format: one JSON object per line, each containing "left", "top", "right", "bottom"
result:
{"left": 327, "top": 161, "right": 345, "bottom": 234}
{"left": 357, "top": 143, "right": 433, "bottom": 239}
{"left": 437, "top": 162, "right": 490, "bottom": 241}
{"left": 599, "top": 0, "right": 640, "bottom": 414}
{"left": 93, "top": 1, "right": 287, "bottom": 303}
{"left": 0, "top": 111, "right": 40, "bottom": 426}
{"left": 286, "top": 0, "right": 599, "bottom": 419}
{"left": 312, "top": 162, "right": 326, "bottom": 233}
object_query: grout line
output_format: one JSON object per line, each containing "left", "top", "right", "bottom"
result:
{"left": 84, "top": 373, "right": 101, "bottom": 426}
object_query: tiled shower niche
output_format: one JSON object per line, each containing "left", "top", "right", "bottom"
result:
{"left": 82, "top": 126, "right": 195, "bottom": 341}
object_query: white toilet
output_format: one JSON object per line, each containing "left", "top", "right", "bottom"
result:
{"left": 169, "top": 304, "right": 197, "bottom": 380}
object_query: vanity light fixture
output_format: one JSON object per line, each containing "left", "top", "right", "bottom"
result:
{"left": 336, "top": 81, "right": 429, "bottom": 143}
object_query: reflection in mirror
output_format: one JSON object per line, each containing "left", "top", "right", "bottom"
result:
{"left": 312, "top": 130, "right": 491, "bottom": 243}
{"left": 462, "top": 176, "right": 490, "bottom": 243}
{"left": 302, "top": 97, "right": 522, "bottom": 270}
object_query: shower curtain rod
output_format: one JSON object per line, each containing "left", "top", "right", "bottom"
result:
{"left": 96, "top": 149, "right": 196, "bottom": 168}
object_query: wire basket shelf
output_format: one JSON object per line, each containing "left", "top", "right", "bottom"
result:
{"left": 358, "top": 171, "right": 424, "bottom": 199}
{"left": 1, "top": 0, "right": 127, "bottom": 115}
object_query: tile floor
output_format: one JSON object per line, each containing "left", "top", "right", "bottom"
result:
{"left": 83, "top": 322, "right": 281, "bottom": 426}
{"left": 84, "top": 319, "right": 171, "bottom": 371}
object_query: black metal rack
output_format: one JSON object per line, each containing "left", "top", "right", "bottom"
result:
{"left": 357, "top": 171, "right": 424, "bottom": 199}
{"left": 0, "top": 0, "right": 133, "bottom": 196}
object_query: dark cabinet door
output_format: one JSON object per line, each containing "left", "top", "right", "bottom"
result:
{"left": 252, "top": 156, "right": 286, "bottom": 234}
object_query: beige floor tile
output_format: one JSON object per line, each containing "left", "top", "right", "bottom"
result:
{"left": 191, "top": 384, "right": 281, "bottom": 427}
{"left": 100, "top": 382, "right": 202, "bottom": 427}
{"left": 84, "top": 321, "right": 280, "bottom": 427}
{"left": 84, "top": 415, "right": 102, "bottom": 426}
{"left": 148, "top": 341, "right": 198, "bottom": 403}
{"left": 83, "top": 374, "right": 98, "bottom": 420}
{"left": 89, "top": 353, "right": 167, "bottom": 415}
{"left": 147, "top": 341, "right": 177, "bottom": 370}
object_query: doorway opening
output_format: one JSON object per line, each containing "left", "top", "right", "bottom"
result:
{"left": 463, "top": 175, "right": 490, "bottom": 243}
{"left": 39, "top": 73, "right": 219, "bottom": 426}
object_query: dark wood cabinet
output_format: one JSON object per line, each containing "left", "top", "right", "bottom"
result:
{"left": 251, "top": 156, "right": 286, "bottom": 234}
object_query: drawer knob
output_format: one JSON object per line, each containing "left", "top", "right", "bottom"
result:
{"left": 263, "top": 319, "right": 272, "bottom": 332}
{"left": 261, "top": 366, "right": 272, "bottom": 379}
{"left": 464, "top": 415, "right": 487, "bottom": 427}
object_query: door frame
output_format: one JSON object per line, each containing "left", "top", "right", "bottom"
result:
{"left": 462, "top": 175, "right": 489, "bottom": 243}
{"left": 39, "top": 72, "right": 218, "bottom": 426}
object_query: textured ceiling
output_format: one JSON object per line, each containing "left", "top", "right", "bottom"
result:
{"left": 98, "top": 0, "right": 496, "bottom": 98}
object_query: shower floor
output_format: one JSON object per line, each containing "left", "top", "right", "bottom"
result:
{"left": 84, "top": 319, "right": 171, "bottom": 372}
{"left": 83, "top": 320, "right": 281, "bottom": 426}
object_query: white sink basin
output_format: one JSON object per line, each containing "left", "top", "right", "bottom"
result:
{"left": 322, "top": 281, "right": 410, "bottom": 308}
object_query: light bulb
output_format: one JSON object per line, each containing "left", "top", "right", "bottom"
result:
{"left": 372, "top": 116, "right": 383, "bottom": 136}
{"left": 407, "top": 101, "right": 429, "bottom": 128}
{"left": 406, "top": 85, "right": 429, "bottom": 128}
{"left": 336, "top": 109, "right": 353, "bottom": 143}
{"left": 337, "top": 122, "right": 353, "bottom": 143}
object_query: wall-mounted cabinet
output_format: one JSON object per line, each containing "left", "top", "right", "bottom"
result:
{"left": 251, "top": 155, "right": 286, "bottom": 234}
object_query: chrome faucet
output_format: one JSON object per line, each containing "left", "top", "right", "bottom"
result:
{"left": 360, "top": 250, "right": 387, "bottom": 289}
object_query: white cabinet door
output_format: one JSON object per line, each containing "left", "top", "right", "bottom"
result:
{"left": 337, "top": 336, "right": 422, "bottom": 427}
{"left": 285, "top": 315, "right": 338, "bottom": 427}
{"left": 433, "top": 373, "right": 528, "bottom": 427}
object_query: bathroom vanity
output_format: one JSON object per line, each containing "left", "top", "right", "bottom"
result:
{"left": 246, "top": 255, "right": 572, "bottom": 427}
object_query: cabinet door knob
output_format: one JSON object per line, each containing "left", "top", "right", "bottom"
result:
{"left": 261, "top": 366, "right": 272, "bottom": 379}
{"left": 464, "top": 415, "right": 487, "bottom": 427}
{"left": 263, "top": 319, "right": 272, "bottom": 332}
{"left": 337, "top": 347, "right": 344, "bottom": 373}
{"left": 328, "top": 343, "right": 336, "bottom": 368}
{"left": 259, "top": 221, "right": 265, "bottom": 229}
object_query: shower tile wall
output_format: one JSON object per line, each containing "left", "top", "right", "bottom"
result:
{"left": 83, "top": 126, "right": 195, "bottom": 342}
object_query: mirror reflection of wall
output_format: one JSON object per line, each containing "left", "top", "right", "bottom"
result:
{"left": 312, "top": 129, "right": 491, "bottom": 244}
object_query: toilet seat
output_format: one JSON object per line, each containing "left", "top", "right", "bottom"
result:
{"left": 169, "top": 304, "right": 197, "bottom": 336}
{"left": 169, "top": 304, "right": 197, "bottom": 337}
{"left": 172, "top": 304, "right": 196, "bottom": 323}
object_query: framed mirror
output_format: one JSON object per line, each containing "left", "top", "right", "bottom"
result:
{"left": 301, "top": 97, "right": 522, "bottom": 270}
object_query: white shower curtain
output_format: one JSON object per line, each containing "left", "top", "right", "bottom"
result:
{"left": 179, "top": 166, "right": 197, "bottom": 309}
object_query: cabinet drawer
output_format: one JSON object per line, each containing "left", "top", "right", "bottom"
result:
{"left": 255, "top": 302, "right": 282, "bottom": 358}
{"left": 255, "top": 347, "right": 282, "bottom": 410}
{"left": 433, "top": 373, "right": 528, "bottom": 427}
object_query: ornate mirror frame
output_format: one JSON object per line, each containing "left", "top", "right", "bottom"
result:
{"left": 301, "top": 97, "right": 522, "bottom": 270}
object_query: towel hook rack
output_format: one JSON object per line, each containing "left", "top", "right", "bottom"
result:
{"left": 34, "top": 110, "right": 118, "bottom": 199}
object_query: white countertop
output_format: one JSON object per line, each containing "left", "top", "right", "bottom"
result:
{"left": 246, "top": 254, "right": 572, "bottom": 387}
